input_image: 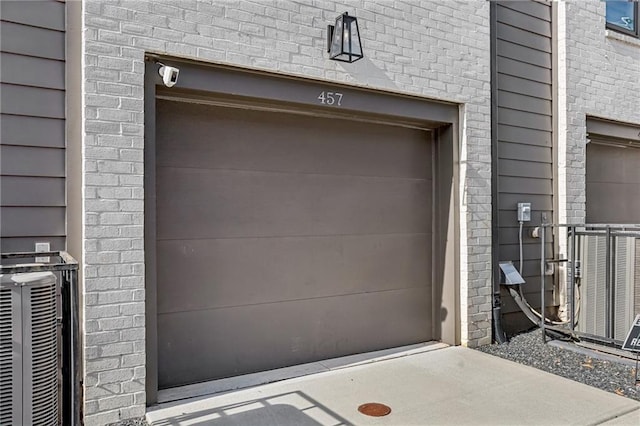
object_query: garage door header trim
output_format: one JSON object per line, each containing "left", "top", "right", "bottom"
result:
{"left": 146, "top": 57, "right": 459, "bottom": 128}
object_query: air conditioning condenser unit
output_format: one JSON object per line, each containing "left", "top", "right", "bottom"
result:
{"left": 578, "top": 235, "right": 637, "bottom": 340}
{"left": 0, "top": 271, "right": 58, "bottom": 426}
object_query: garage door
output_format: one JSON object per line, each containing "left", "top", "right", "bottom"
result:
{"left": 586, "top": 142, "right": 640, "bottom": 223}
{"left": 155, "top": 100, "right": 434, "bottom": 389}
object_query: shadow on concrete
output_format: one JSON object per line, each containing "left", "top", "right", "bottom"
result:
{"left": 150, "top": 391, "right": 351, "bottom": 426}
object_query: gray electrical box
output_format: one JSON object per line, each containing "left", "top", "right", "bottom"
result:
{"left": 517, "top": 202, "right": 531, "bottom": 222}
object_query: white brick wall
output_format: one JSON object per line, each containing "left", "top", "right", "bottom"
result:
{"left": 81, "top": 1, "right": 491, "bottom": 422}
{"left": 559, "top": 0, "right": 640, "bottom": 226}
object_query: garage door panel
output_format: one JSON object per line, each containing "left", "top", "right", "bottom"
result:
{"left": 158, "top": 286, "right": 433, "bottom": 388}
{"left": 157, "top": 167, "right": 432, "bottom": 240}
{"left": 157, "top": 233, "right": 432, "bottom": 314}
{"left": 587, "top": 143, "right": 640, "bottom": 224}
{"left": 587, "top": 182, "right": 640, "bottom": 224}
{"left": 156, "top": 101, "right": 432, "bottom": 179}
{"left": 586, "top": 144, "right": 640, "bottom": 184}
{"left": 156, "top": 100, "right": 435, "bottom": 389}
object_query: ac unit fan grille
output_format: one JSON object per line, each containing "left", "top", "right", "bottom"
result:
{"left": 1, "top": 272, "right": 59, "bottom": 426}
{"left": 28, "top": 285, "right": 58, "bottom": 426}
{"left": 0, "top": 287, "right": 14, "bottom": 425}
{"left": 579, "top": 236, "right": 636, "bottom": 340}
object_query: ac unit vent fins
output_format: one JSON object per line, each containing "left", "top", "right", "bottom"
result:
{"left": 29, "top": 286, "right": 58, "bottom": 425}
{"left": 0, "top": 271, "right": 58, "bottom": 425}
{"left": 578, "top": 236, "right": 636, "bottom": 340}
{"left": 0, "top": 287, "right": 14, "bottom": 425}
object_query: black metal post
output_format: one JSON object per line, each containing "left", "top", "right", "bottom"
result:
{"left": 62, "top": 271, "right": 72, "bottom": 425}
{"left": 541, "top": 223, "right": 546, "bottom": 343}
{"left": 570, "top": 226, "right": 576, "bottom": 330}
{"left": 70, "top": 269, "right": 82, "bottom": 425}
{"left": 61, "top": 266, "right": 82, "bottom": 425}
{"left": 609, "top": 232, "right": 617, "bottom": 339}
{"left": 605, "top": 226, "right": 612, "bottom": 339}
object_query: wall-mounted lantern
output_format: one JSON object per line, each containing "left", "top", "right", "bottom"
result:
{"left": 327, "top": 12, "right": 363, "bottom": 63}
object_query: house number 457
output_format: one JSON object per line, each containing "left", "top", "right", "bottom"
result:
{"left": 317, "top": 91, "right": 343, "bottom": 106}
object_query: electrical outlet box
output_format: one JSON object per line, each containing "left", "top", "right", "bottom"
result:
{"left": 35, "top": 241, "right": 50, "bottom": 263}
{"left": 517, "top": 202, "right": 531, "bottom": 222}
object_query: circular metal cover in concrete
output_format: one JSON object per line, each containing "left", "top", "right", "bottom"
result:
{"left": 358, "top": 402, "right": 392, "bottom": 417}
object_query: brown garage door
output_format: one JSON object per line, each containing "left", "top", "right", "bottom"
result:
{"left": 587, "top": 142, "right": 640, "bottom": 223}
{"left": 155, "top": 100, "right": 434, "bottom": 389}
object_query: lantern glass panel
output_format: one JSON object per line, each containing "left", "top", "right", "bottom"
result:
{"left": 350, "top": 18, "right": 362, "bottom": 56}
{"left": 330, "top": 15, "right": 344, "bottom": 58}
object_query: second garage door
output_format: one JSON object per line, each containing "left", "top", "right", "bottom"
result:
{"left": 155, "top": 100, "right": 434, "bottom": 389}
{"left": 587, "top": 142, "right": 640, "bottom": 223}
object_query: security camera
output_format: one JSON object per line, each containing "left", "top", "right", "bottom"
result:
{"left": 158, "top": 64, "right": 179, "bottom": 88}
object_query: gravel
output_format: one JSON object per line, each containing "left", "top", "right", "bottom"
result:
{"left": 108, "top": 329, "right": 639, "bottom": 426}
{"left": 477, "top": 329, "right": 640, "bottom": 401}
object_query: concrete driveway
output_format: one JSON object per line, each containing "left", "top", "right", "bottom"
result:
{"left": 147, "top": 345, "right": 640, "bottom": 425}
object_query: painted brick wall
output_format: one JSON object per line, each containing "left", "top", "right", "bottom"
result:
{"left": 81, "top": 1, "right": 491, "bottom": 423}
{"left": 558, "top": 0, "right": 640, "bottom": 226}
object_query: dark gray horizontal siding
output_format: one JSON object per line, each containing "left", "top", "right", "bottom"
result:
{"left": 498, "top": 108, "right": 552, "bottom": 131}
{"left": 499, "top": 224, "right": 551, "bottom": 244}
{"left": 498, "top": 142, "right": 551, "bottom": 162}
{"left": 497, "top": 125, "right": 552, "bottom": 146}
{"left": 496, "top": 40, "right": 551, "bottom": 69}
{"left": 498, "top": 91, "right": 551, "bottom": 115}
{"left": 1, "top": 207, "right": 65, "bottom": 237}
{"left": 1, "top": 84, "right": 65, "bottom": 118}
{"left": 1, "top": 176, "right": 65, "bottom": 206}
{"left": 496, "top": 5, "right": 551, "bottom": 36}
{"left": 496, "top": 23, "right": 551, "bottom": 52}
{"left": 0, "top": 145, "right": 65, "bottom": 177}
{"left": 499, "top": 1, "right": 551, "bottom": 21}
{"left": 498, "top": 210, "right": 553, "bottom": 226}
{"left": 499, "top": 243, "right": 553, "bottom": 261}
{"left": 0, "top": 115, "right": 65, "bottom": 148}
{"left": 493, "top": 1, "right": 554, "bottom": 323}
{"left": 497, "top": 74, "right": 551, "bottom": 99}
{"left": 0, "top": 0, "right": 65, "bottom": 30}
{"left": 0, "top": 237, "right": 66, "bottom": 253}
{"left": 499, "top": 159, "right": 552, "bottom": 179}
{"left": 0, "top": 0, "right": 66, "bottom": 254}
{"left": 499, "top": 193, "right": 553, "bottom": 211}
{"left": 496, "top": 58, "right": 551, "bottom": 84}
{"left": 499, "top": 176, "right": 552, "bottom": 195}
{"left": 1, "top": 52, "right": 65, "bottom": 89}
{"left": 0, "top": 20, "right": 65, "bottom": 60}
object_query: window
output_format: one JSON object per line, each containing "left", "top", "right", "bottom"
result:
{"left": 605, "top": 1, "right": 639, "bottom": 37}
